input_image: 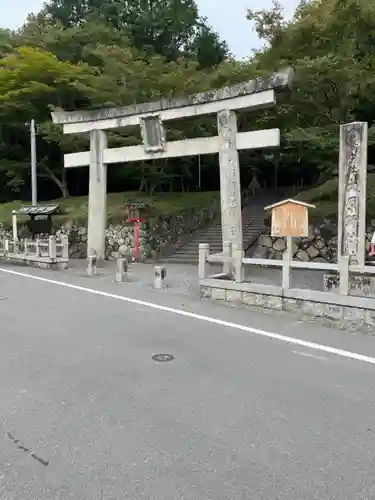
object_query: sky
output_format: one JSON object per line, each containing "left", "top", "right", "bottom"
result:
{"left": 0, "top": 0, "right": 300, "bottom": 59}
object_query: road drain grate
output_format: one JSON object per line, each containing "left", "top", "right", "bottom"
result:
{"left": 152, "top": 354, "right": 174, "bottom": 362}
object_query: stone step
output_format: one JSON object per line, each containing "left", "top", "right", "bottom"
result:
{"left": 182, "top": 241, "right": 223, "bottom": 246}
{"left": 160, "top": 256, "right": 199, "bottom": 263}
{"left": 161, "top": 201, "right": 269, "bottom": 263}
{"left": 173, "top": 248, "right": 221, "bottom": 255}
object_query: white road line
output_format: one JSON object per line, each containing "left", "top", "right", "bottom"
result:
{"left": 292, "top": 350, "right": 329, "bottom": 362}
{"left": 1, "top": 266, "right": 375, "bottom": 366}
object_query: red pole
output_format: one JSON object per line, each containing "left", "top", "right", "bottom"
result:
{"left": 133, "top": 220, "right": 140, "bottom": 261}
{"left": 370, "top": 231, "right": 375, "bottom": 257}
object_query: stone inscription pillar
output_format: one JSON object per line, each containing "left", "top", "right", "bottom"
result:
{"left": 338, "top": 122, "right": 368, "bottom": 267}
{"left": 87, "top": 129, "right": 107, "bottom": 261}
{"left": 217, "top": 109, "right": 243, "bottom": 251}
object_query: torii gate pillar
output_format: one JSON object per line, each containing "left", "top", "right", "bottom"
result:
{"left": 88, "top": 130, "right": 107, "bottom": 261}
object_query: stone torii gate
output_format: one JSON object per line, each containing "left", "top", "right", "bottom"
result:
{"left": 51, "top": 69, "right": 293, "bottom": 261}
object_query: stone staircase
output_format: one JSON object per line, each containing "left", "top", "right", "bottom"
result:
{"left": 160, "top": 188, "right": 297, "bottom": 265}
{"left": 161, "top": 202, "right": 265, "bottom": 265}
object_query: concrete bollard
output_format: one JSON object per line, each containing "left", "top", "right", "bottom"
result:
{"left": 87, "top": 253, "right": 97, "bottom": 276}
{"left": 115, "top": 258, "right": 128, "bottom": 282}
{"left": 198, "top": 243, "right": 210, "bottom": 279}
{"left": 154, "top": 265, "right": 167, "bottom": 289}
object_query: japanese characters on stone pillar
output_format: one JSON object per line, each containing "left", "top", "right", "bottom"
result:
{"left": 217, "top": 109, "right": 243, "bottom": 252}
{"left": 338, "top": 122, "right": 368, "bottom": 267}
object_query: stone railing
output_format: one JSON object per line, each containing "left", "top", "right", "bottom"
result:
{"left": 198, "top": 241, "right": 375, "bottom": 330}
{"left": 0, "top": 236, "right": 69, "bottom": 268}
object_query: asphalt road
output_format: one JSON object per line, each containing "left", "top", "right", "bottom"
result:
{"left": 1, "top": 268, "right": 375, "bottom": 499}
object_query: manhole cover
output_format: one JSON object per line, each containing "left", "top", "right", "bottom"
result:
{"left": 152, "top": 354, "right": 174, "bottom": 362}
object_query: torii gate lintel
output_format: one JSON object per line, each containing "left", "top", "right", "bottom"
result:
{"left": 51, "top": 69, "right": 293, "bottom": 261}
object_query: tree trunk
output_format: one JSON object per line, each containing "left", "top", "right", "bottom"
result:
{"left": 139, "top": 176, "right": 146, "bottom": 192}
{"left": 42, "top": 164, "right": 69, "bottom": 198}
{"left": 274, "top": 163, "right": 279, "bottom": 189}
{"left": 61, "top": 169, "right": 68, "bottom": 197}
{"left": 139, "top": 165, "right": 147, "bottom": 192}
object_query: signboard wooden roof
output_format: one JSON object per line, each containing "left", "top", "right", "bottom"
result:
{"left": 264, "top": 198, "right": 316, "bottom": 238}
{"left": 264, "top": 199, "right": 316, "bottom": 211}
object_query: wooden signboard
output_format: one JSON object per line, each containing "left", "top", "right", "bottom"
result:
{"left": 264, "top": 199, "right": 315, "bottom": 238}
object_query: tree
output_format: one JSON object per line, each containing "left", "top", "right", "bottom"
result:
{"left": 0, "top": 29, "right": 12, "bottom": 57}
{"left": 2, "top": 0, "right": 375, "bottom": 204}
{"left": 43, "top": 0, "right": 92, "bottom": 27}
{"left": 16, "top": 16, "right": 131, "bottom": 64}
{"left": 41, "top": 0, "right": 228, "bottom": 66}
{"left": 0, "top": 46, "right": 96, "bottom": 197}
{"left": 0, "top": 1, "right": 233, "bottom": 202}
{"left": 186, "top": 22, "right": 229, "bottom": 68}
{"left": 244, "top": 0, "right": 375, "bottom": 186}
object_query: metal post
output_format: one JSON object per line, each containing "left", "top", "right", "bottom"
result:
{"left": 30, "top": 119, "right": 37, "bottom": 206}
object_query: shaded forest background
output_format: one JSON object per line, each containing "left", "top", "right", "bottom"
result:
{"left": 0, "top": 0, "right": 375, "bottom": 206}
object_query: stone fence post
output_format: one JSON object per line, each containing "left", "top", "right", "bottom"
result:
{"left": 199, "top": 243, "right": 210, "bottom": 279}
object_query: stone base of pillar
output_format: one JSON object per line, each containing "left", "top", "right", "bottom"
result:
{"left": 324, "top": 272, "right": 375, "bottom": 298}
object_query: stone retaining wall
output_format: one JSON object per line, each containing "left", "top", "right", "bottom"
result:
{"left": 200, "top": 282, "right": 375, "bottom": 333}
{"left": 0, "top": 201, "right": 218, "bottom": 260}
{"left": 251, "top": 219, "right": 375, "bottom": 262}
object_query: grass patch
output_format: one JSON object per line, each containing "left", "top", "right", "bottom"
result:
{"left": 298, "top": 173, "right": 375, "bottom": 220}
{"left": 0, "top": 191, "right": 219, "bottom": 226}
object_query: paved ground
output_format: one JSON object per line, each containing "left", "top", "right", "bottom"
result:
{"left": 65, "top": 259, "right": 325, "bottom": 297}
{"left": 1, "top": 262, "right": 375, "bottom": 499}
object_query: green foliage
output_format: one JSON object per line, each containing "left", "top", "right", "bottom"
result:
{"left": 41, "top": 0, "right": 228, "bottom": 66}
{"left": 0, "top": 29, "right": 12, "bottom": 57}
{"left": 0, "top": 191, "right": 219, "bottom": 225}
{"left": 299, "top": 174, "right": 375, "bottom": 220}
{"left": 1, "top": 0, "right": 375, "bottom": 218}
{"left": 244, "top": 0, "right": 375, "bottom": 200}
